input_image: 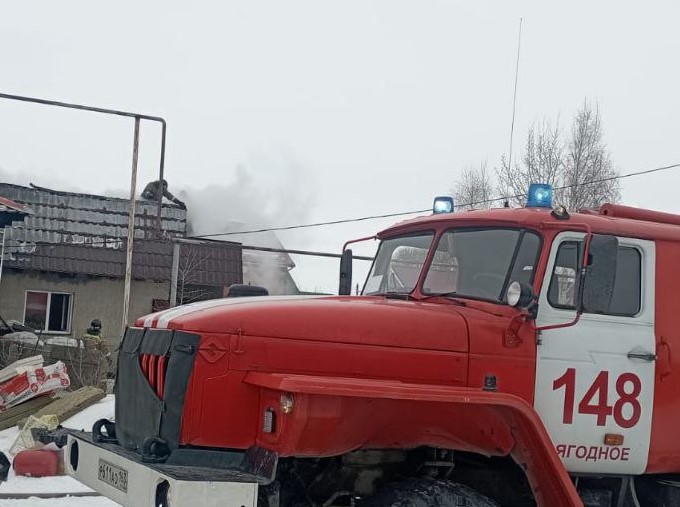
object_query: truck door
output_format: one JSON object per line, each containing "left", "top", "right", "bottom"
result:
{"left": 534, "top": 231, "right": 656, "bottom": 474}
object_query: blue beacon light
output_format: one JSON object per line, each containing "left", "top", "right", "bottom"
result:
{"left": 433, "top": 196, "right": 455, "bottom": 214}
{"left": 526, "top": 183, "right": 553, "bottom": 209}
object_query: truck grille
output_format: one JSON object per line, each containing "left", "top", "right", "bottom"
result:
{"left": 117, "top": 327, "right": 199, "bottom": 453}
{"left": 140, "top": 354, "right": 168, "bottom": 399}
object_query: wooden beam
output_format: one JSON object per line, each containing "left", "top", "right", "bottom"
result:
{"left": 17, "top": 386, "right": 105, "bottom": 428}
{"left": 0, "top": 396, "right": 55, "bottom": 431}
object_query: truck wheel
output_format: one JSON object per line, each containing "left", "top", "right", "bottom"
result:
{"left": 358, "top": 479, "right": 499, "bottom": 507}
{"left": 633, "top": 476, "right": 680, "bottom": 507}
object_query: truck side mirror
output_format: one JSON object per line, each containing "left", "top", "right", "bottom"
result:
{"left": 338, "top": 249, "right": 353, "bottom": 295}
{"left": 580, "top": 234, "right": 618, "bottom": 314}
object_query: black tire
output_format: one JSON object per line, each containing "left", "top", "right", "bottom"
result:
{"left": 358, "top": 479, "right": 499, "bottom": 507}
{"left": 633, "top": 476, "right": 680, "bottom": 507}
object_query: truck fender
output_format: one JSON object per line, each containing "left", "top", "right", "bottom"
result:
{"left": 244, "top": 372, "right": 582, "bottom": 507}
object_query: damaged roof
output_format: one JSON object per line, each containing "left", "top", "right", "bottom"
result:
{"left": 0, "top": 195, "right": 30, "bottom": 227}
{"left": 0, "top": 182, "right": 243, "bottom": 286}
{"left": 0, "top": 182, "right": 186, "bottom": 246}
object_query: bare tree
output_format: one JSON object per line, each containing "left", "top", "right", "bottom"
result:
{"left": 451, "top": 162, "right": 494, "bottom": 210}
{"left": 498, "top": 120, "right": 563, "bottom": 206}
{"left": 497, "top": 102, "right": 620, "bottom": 209}
{"left": 177, "top": 244, "right": 214, "bottom": 304}
{"left": 562, "top": 102, "right": 620, "bottom": 210}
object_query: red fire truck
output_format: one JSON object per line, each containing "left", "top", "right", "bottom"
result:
{"left": 68, "top": 184, "right": 680, "bottom": 507}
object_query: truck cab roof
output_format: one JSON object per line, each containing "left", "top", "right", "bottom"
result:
{"left": 379, "top": 204, "right": 680, "bottom": 243}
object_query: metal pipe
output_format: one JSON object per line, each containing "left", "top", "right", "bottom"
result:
{"left": 0, "top": 92, "right": 169, "bottom": 337}
{"left": 343, "top": 235, "right": 377, "bottom": 253}
{"left": 170, "top": 241, "right": 180, "bottom": 307}
{"left": 155, "top": 121, "right": 167, "bottom": 238}
{"left": 0, "top": 230, "right": 5, "bottom": 302}
{"left": 0, "top": 92, "right": 169, "bottom": 240}
{"left": 239, "top": 244, "right": 374, "bottom": 261}
{"left": 182, "top": 237, "right": 375, "bottom": 261}
{"left": 0, "top": 92, "right": 165, "bottom": 123}
{"left": 122, "top": 117, "right": 141, "bottom": 336}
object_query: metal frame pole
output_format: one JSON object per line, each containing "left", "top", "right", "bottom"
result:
{"left": 170, "top": 241, "right": 180, "bottom": 307}
{"left": 0, "top": 230, "right": 5, "bottom": 304}
{"left": 156, "top": 126, "right": 167, "bottom": 237}
{"left": 0, "top": 92, "right": 168, "bottom": 338}
{"left": 122, "top": 118, "right": 141, "bottom": 336}
{"left": 0, "top": 92, "right": 167, "bottom": 235}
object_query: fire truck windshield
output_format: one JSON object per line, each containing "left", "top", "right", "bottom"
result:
{"left": 364, "top": 228, "right": 541, "bottom": 302}
{"left": 363, "top": 233, "right": 434, "bottom": 295}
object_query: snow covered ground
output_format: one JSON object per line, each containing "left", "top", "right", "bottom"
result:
{"left": 0, "top": 498, "right": 117, "bottom": 507}
{"left": 0, "top": 395, "right": 120, "bottom": 506}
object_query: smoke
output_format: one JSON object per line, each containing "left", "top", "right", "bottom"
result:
{"left": 179, "top": 150, "right": 317, "bottom": 293}
{"left": 0, "top": 150, "right": 319, "bottom": 294}
{"left": 181, "top": 151, "right": 315, "bottom": 238}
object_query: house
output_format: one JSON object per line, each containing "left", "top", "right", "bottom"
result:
{"left": 0, "top": 183, "right": 242, "bottom": 349}
{"left": 219, "top": 229, "right": 299, "bottom": 295}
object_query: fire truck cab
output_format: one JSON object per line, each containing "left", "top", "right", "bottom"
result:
{"left": 68, "top": 185, "right": 680, "bottom": 507}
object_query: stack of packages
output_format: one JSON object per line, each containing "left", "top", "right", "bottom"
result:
{"left": 0, "top": 356, "right": 71, "bottom": 479}
{"left": 0, "top": 358, "right": 70, "bottom": 412}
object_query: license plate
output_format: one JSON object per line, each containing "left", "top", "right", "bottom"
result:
{"left": 98, "top": 459, "right": 128, "bottom": 493}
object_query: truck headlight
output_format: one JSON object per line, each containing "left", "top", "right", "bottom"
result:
{"left": 280, "top": 394, "right": 295, "bottom": 414}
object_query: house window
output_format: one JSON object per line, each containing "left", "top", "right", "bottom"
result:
{"left": 24, "top": 291, "right": 73, "bottom": 333}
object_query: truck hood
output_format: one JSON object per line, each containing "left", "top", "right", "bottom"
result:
{"left": 139, "top": 296, "right": 469, "bottom": 353}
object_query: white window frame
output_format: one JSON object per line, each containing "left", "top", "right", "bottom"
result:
{"left": 23, "top": 290, "right": 73, "bottom": 334}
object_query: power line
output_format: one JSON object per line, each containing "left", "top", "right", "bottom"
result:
{"left": 188, "top": 209, "right": 431, "bottom": 239}
{"left": 190, "top": 161, "right": 680, "bottom": 238}
{"left": 2, "top": 161, "right": 680, "bottom": 252}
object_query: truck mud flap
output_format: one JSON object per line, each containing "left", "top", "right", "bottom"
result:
{"left": 115, "top": 327, "right": 200, "bottom": 453}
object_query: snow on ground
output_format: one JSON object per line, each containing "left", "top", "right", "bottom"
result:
{"left": 0, "top": 497, "right": 117, "bottom": 507}
{"left": 0, "top": 395, "right": 120, "bottom": 506}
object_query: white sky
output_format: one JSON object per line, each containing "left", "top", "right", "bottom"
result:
{"left": 1, "top": 1, "right": 679, "bottom": 293}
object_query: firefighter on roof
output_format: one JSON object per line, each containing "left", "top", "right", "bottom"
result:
{"left": 141, "top": 179, "right": 186, "bottom": 209}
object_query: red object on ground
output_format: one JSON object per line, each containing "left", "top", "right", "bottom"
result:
{"left": 13, "top": 449, "right": 61, "bottom": 477}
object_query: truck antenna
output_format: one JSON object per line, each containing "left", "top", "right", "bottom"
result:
{"left": 507, "top": 17, "right": 523, "bottom": 171}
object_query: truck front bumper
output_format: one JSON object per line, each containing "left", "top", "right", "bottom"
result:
{"left": 67, "top": 432, "right": 259, "bottom": 507}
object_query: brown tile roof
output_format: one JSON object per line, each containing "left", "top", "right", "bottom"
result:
{"left": 0, "top": 183, "right": 243, "bottom": 288}
{"left": 4, "top": 239, "right": 242, "bottom": 287}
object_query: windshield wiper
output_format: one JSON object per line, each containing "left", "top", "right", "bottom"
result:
{"left": 375, "top": 292, "right": 417, "bottom": 301}
{"left": 419, "top": 292, "right": 467, "bottom": 306}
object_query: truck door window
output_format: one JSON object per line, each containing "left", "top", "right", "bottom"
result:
{"left": 607, "top": 247, "right": 641, "bottom": 316}
{"left": 548, "top": 241, "right": 642, "bottom": 316}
